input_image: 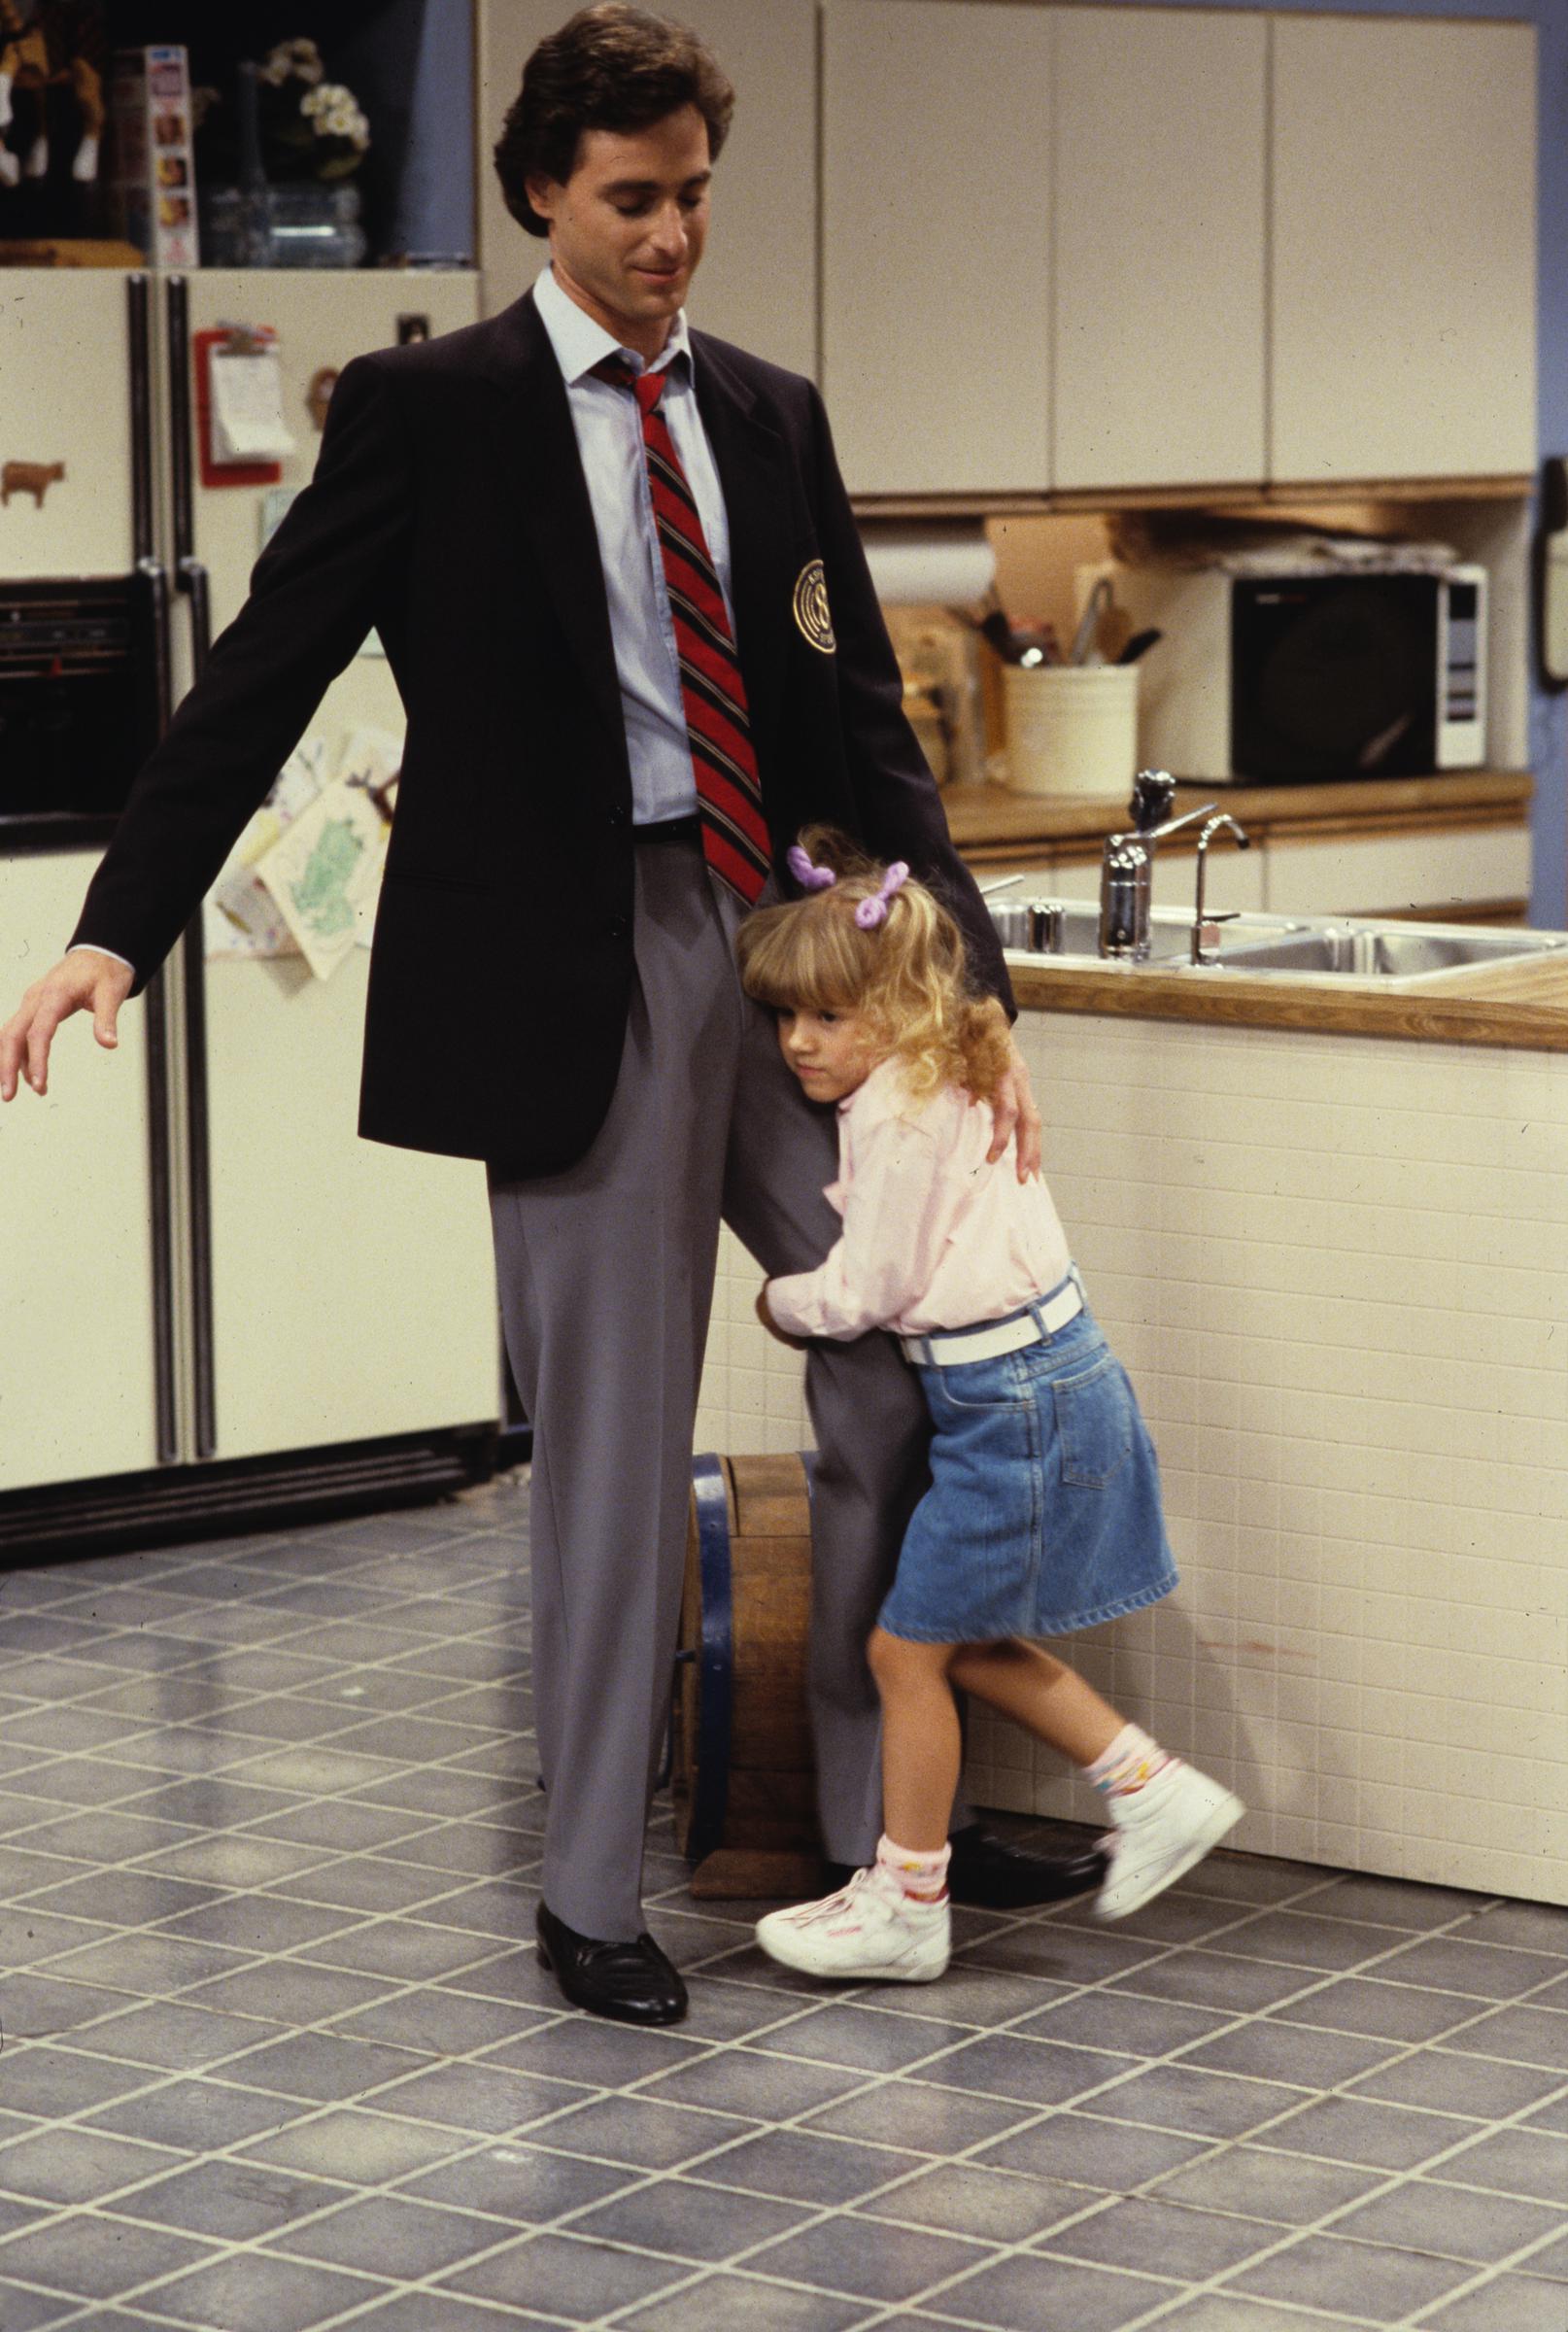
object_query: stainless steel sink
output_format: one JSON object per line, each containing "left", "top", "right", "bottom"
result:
{"left": 987, "top": 895, "right": 1568, "bottom": 985}
{"left": 988, "top": 898, "right": 1292, "bottom": 966}
{"left": 1204, "top": 923, "right": 1568, "bottom": 982}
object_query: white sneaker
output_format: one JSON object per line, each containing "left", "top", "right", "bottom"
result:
{"left": 756, "top": 1865, "right": 950, "bottom": 1982}
{"left": 1095, "top": 1760, "right": 1244, "bottom": 1921}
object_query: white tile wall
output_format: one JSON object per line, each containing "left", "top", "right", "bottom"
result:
{"left": 696, "top": 1013, "right": 1568, "bottom": 1904}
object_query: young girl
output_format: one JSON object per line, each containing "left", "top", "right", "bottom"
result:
{"left": 735, "top": 830, "right": 1243, "bottom": 1984}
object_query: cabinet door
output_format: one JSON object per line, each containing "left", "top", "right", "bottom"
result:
{"left": 0, "top": 850, "right": 162, "bottom": 1492}
{"left": 0, "top": 271, "right": 136, "bottom": 577}
{"left": 1272, "top": 17, "right": 1536, "bottom": 483}
{"left": 1053, "top": 8, "right": 1266, "bottom": 491}
{"left": 475, "top": 0, "right": 818, "bottom": 378}
{"left": 822, "top": 0, "right": 1052, "bottom": 495}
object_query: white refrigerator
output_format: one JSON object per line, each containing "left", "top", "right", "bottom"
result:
{"left": 0, "top": 266, "right": 502, "bottom": 1549}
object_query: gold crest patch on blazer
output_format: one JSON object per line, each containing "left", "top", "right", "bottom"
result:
{"left": 793, "top": 560, "right": 835, "bottom": 654}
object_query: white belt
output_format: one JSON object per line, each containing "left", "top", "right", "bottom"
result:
{"left": 900, "top": 1274, "right": 1084, "bottom": 1369}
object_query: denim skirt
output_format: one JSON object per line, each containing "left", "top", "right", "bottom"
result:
{"left": 877, "top": 1302, "right": 1177, "bottom": 1645}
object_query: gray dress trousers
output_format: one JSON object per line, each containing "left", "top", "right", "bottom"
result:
{"left": 489, "top": 832, "right": 942, "bottom": 1940}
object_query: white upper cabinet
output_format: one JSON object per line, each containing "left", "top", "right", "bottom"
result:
{"left": 476, "top": 0, "right": 818, "bottom": 378}
{"left": 1271, "top": 15, "right": 1537, "bottom": 484}
{"left": 822, "top": 1, "right": 1053, "bottom": 496}
{"left": 1052, "top": 9, "right": 1266, "bottom": 492}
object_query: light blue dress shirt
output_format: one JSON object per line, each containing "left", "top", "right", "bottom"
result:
{"left": 531, "top": 264, "right": 735, "bottom": 827}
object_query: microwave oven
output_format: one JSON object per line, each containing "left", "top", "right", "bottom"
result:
{"left": 1107, "top": 564, "right": 1487, "bottom": 783}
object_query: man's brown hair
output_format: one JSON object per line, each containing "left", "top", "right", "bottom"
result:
{"left": 494, "top": 3, "right": 735, "bottom": 238}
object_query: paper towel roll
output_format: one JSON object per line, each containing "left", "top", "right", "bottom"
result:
{"left": 862, "top": 524, "right": 996, "bottom": 607}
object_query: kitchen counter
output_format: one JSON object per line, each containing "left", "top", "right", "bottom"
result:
{"left": 1006, "top": 945, "right": 1568, "bottom": 1052}
{"left": 943, "top": 768, "right": 1531, "bottom": 863}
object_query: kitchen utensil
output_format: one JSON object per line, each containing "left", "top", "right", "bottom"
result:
{"left": 1068, "top": 575, "right": 1113, "bottom": 665}
{"left": 1116, "top": 627, "right": 1164, "bottom": 665}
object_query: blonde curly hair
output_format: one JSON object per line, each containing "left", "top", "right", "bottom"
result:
{"left": 735, "top": 827, "right": 1011, "bottom": 1107}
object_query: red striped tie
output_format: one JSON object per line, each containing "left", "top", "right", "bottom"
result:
{"left": 597, "top": 356, "right": 771, "bottom": 905}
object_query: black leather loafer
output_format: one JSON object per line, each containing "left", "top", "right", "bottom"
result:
{"left": 946, "top": 1823, "right": 1107, "bottom": 1908}
{"left": 535, "top": 1902, "right": 688, "bottom": 2025}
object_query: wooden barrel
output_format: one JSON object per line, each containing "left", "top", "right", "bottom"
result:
{"left": 671, "top": 1452, "right": 825, "bottom": 1899}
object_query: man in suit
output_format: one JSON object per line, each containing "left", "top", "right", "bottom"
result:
{"left": 0, "top": 4, "right": 1102, "bottom": 2023}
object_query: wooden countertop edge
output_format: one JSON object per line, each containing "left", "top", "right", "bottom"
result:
{"left": 1008, "top": 962, "right": 1568, "bottom": 1051}
{"left": 944, "top": 772, "right": 1532, "bottom": 855}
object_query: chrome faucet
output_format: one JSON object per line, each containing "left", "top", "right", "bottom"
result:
{"left": 1191, "top": 814, "right": 1251, "bottom": 964}
{"left": 1098, "top": 776, "right": 1220, "bottom": 960}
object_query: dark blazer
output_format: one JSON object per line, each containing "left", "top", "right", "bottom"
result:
{"left": 74, "top": 289, "right": 1013, "bottom": 1176}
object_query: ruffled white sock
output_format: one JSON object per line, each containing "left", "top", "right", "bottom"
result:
{"left": 875, "top": 1834, "right": 951, "bottom": 1903}
{"left": 1083, "top": 1723, "right": 1175, "bottom": 1799}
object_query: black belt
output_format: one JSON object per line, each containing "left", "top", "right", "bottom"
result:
{"left": 634, "top": 814, "right": 702, "bottom": 845}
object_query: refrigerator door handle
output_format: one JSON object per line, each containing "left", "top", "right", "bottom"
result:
{"left": 127, "top": 265, "right": 185, "bottom": 1463}
{"left": 163, "top": 272, "right": 219, "bottom": 1460}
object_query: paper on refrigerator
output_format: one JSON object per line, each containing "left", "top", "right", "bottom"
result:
{"left": 204, "top": 735, "right": 329, "bottom": 960}
{"left": 255, "top": 727, "right": 400, "bottom": 979}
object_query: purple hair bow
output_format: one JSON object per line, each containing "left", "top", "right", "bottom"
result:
{"left": 787, "top": 843, "right": 836, "bottom": 892}
{"left": 854, "top": 862, "right": 908, "bottom": 930}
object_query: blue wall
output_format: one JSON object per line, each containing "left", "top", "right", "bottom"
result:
{"left": 1115, "top": 0, "right": 1567, "bottom": 923}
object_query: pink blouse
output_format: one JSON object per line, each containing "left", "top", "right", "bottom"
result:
{"left": 766, "top": 1057, "right": 1074, "bottom": 1342}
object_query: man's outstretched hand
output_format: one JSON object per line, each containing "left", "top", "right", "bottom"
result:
{"left": 977, "top": 1000, "right": 1041, "bottom": 1180}
{"left": 0, "top": 950, "right": 134, "bottom": 1103}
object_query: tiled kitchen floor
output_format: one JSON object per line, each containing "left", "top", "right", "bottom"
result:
{"left": 0, "top": 1479, "right": 1563, "bottom": 2332}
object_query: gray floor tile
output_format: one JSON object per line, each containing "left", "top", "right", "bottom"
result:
{"left": 568, "top": 2175, "right": 815, "bottom": 2262}
{"left": 1040, "top": 2193, "right": 1284, "bottom": 2278}
{"left": 1185, "top": 2018, "right": 1398, "bottom": 2088}
{"left": 802, "top": 2076, "right": 1038, "bottom": 2156}
{"left": 138, "top": 2251, "right": 389, "bottom": 2330}
{"left": 1428, "top": 2124, "right": 1568, "bottom": 2203}
{"left": 239, "top": 2105, "right": 472, "bottom": 2183}
{"left": 1016, "top": 1991, "right": 1233, "bottom": 2059}
{"left": 973, "top": 2110, "right": 1210, "bottom": 2190}
{"left": 855, "top": 2160, "right": 1089, "bottom": 2243}
{"left": 1105, "top": 1952, "right": 1313, "bottom": 2015}
{"left": 116, "top": 2157, "right": 355, "bottom": 2239}
{"left": 0, "top": 2281, "right": 85, "bottom": 2327}
{"left": 1347, "top": 2047, "right": 1566, "bottom": 2118}
{"left": 958, "top": 1923, "right": 1166, "bottom": 1987}
{"left": 439, "top": 2225, "right": 693, "bottom": 2315}
{"left": 1449, "top": 1903, "right": 1568, "bottom": 1955}
{"left": 1518, "top": 2225, "right": 1568, "bottom": 2278}
{"left": 637, "top": 2048, "right": 868, "bottom": 2122}
{"left": 1149, "top": 2300, "right": 1379, "bottom": 2331}
{"left": 220, "top": 2030, "right": 430, "bottom": 2103}
{"left": 1149, "top": 2142, "right": 1385, "bottom": 2223}
{"left": 1207, "top": 1909, "right": 1413, "bottom": 1973}
{"left": 64, "top": 2001, "right": 277, "bottom": 2073}
{"left": 266, "top": 2190, "right": 508, "bottom": 2276}
{"left": 326, "top": 2294, "right": 557, "bottom": 2332}
{"left": 1375, "top": 1937, "right": 1568, "bottom": 2002}
{"left": 746, "top": 2212, "right": 992, "bottom": 2302}
{"left": 1272, "top": 1974, "right": 1482, "bottom": 2043}
{"left": 532, "top": 2091, "right": 757, "bottom": 2171}
{"left": 918, "top": 2034, "right": 1141, "bottom": 2109}
{"left": 1085, "top": 2060, "right": 1305, "bottom": 2140}
{"left": 0, "top": 2125, "right": 184, "bottom": 2206}
{"left": 1442, "top": 2005, "right": 1568, "bottom": 2071}
{"left": 83, "top": 2076, "right": 303, "bottom": 2150}
{"left": 690, "top": 2125, "right": 923, "bottom": 2204}
{"left": 0, "top": 2046, "right": 156, "bottom": 2117}
{"left": 368, "top": 2057, "right": 591, "bottom": 2134}
{"left": 0, "top": 2212, "right": 216, "bottom": 2300}
{"left": 1416, "top": 2275, "right": 1568, "bottom": 2332}
{"left": 298, "top": 1920, "right": 500, "bottom": 1982}
{"left": 1263, "top": 2093, "right": 1479, "bottom": 2171}
{"left": 1230, "top": 2229, "right": 1479, "bottom": 2317}
{"left": 329, "top": 1988, "right": 548, "bottom": 2058}
{"left": 1333, "top": 2176, "right": 1564, "bottom": 2262}
{"left": 1519, "top": 2092, "right": 1568, "bottom": 2133}
{"left": 617, "top": 2272, "right": 867, "bottom": 2331}
{"left": 482, "top": 2016, "right": 711, "bottom": 2088}
{"left": 934, "top": 2248, "right": 1171, "bottom": 2330}
{"left": 399, "top": 2139, "right": 638, "bottom": 2222}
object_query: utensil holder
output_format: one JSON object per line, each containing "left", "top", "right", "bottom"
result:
{"left": 1003, "top": 663, "right": 1139, "bottom": 798}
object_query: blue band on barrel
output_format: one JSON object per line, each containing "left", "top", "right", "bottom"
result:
{"left": 687, "top": 1452, "right": 733, "bottom": 1864}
